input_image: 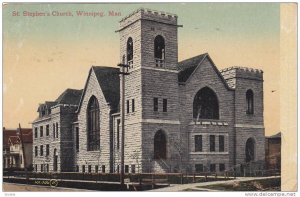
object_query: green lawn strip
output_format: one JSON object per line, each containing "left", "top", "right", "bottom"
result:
{"left": 195, "top": 178, "right": 281, "bottom": 191}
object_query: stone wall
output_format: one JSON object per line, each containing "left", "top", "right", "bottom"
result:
{"left": 77, "top": 69, "right": 112, "bottom": 173}
{"left": 32, "top": 105, "right": 77, "bottom": 172}
{"left": 179, "top": 57, "right": 235, "bottom": 172}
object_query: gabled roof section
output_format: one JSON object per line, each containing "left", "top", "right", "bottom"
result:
{"left": 8, "top": 136, "right": 20, "bottom": 145}
{"left": 93, "top": 66, "right": 120, "bottom": 110}
{"left": 3, "top": 129, "right": 17, "bottom": 149}
{"left": 55, "top": 89, "right": 83, "bottom": 105}
{"left": 177, "top": 53, "right": 207, "bottom": 83}
{"left": 177, "top": 53, "right": 234, "bottom": 90}
{"left": 77, "top": 66, "right": 120, "bottom": 113}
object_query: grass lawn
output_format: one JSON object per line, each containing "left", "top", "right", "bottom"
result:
{"left": 196, "top": 177, "right": 281, "bottom": 191}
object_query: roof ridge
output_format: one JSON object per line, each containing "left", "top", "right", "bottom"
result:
{"left": 178, "top": 53, "right": 208, "bottom": 63}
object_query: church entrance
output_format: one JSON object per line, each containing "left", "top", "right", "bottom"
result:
{"left": 154, "top": 130, "right": 167, "bottom": 160}
{"left": 245, "top": 138, "right": 255, "bottom": 163}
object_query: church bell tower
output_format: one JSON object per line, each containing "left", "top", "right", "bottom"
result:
{"left": 117, "top": 8, "right": 182, "bottom": 172}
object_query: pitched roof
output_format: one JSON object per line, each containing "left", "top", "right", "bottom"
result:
{"left": 8, "top": 136, "right": 20, "bottom": 145}
{"left": 92, "top": 66, "right": 120, "bottom": 110}
{"left": 3, "top": 128, "right": 33, "bottom": 147}
{"left": 3, "top": 129, "right": 17, "bottom": 149}
{"left": 177, "top": 53, "right": 233, "bottom": 90}
{"left": 55, "top": 89, "right": 83, "bottom": 105}
{"left": 177, "top": 53, "right": 207, "bottom": 82}
{"left": 266, "top": 132, "right": 281, "bottom": 139}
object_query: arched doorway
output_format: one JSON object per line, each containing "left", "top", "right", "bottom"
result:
{"left": 53, "top": 148, "right": 58, "bottom": 171}
{"left": 245, "top": 138, "right": 255, "bottom": 162}
{"left": 154, "top": 130, "right": 167, "bottom": 160}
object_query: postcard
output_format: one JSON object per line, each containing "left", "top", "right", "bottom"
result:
{"left": 2, "top": 2, "right": 297, "bottom": 194}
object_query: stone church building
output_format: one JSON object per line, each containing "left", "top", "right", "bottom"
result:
{"left": 32, "top": 8, "right": 265, "bottom": 174}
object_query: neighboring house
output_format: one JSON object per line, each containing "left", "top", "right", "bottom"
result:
{"left": 265, "top": 132, "right": 281, "bottom": 170}
{"left": 32, "top": 8, "right": 265, "bottom": 173}
{"left": 3, "top": 128, "right": 33, "bottom": 169}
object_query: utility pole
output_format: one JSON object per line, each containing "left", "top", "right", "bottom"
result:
{"left": 18, "top": 123, "right": 28, "bottom": 183}
{"left": 118, "top": 63, "right": 129, "bottom": 187}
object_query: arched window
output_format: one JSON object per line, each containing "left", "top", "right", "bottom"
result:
{"left": 246, "top": 89, "right": 254, "bottom": 114}
{"left": 193, "top": 87, "right": 219, "bottom": 119}
{"left": 127, "top": 37, "right": 133, "bottom": 63}
{"left": 87, "top": 96, "right": 100, "bottom": 151}
{"left": 154, "top": 35, "right": 165, "bottom": 67}
{"left": 154, "top": 130, "right": 167, "bottom": 159}
{"left": 245, "top": 138, "right": 255, "bottom": 162}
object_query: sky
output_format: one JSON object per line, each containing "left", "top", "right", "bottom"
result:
{"left": 3, "top": 3, "right": 280, "bottom": 135}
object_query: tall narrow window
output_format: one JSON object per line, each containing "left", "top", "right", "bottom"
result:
{"left": 46, "top": 144, "right": 49, "bottom": 156}
{"left": 53, "top": 149, "right": 58, "bottom": 171}
{"left": 40, "top": 145, "right": 43, "bottom": 156}
{"left": 219, "top": 135, "right": 225, "bottom": 152}
{"left": 76, "top": 127, "right": 79, "bottom": 152}
{"left": 122, "top": 55, "right": 125, "bottom": 64}
{"left": 35, "top": 146, "right": 38, "bottom": 157}
{"left": 210, "top": 135, "right": 215, "bottom": 152}
{"left": 46, "top": 125, "right": 49, "bottom": 136}
{"left": 131, "top": 165, "right": 136, "bottom": 173}
{"left": 117, "top": 119, "right": 120, "bottom": 150}
{"left": 53, "top": 123, "right": 55, "bottom": 138}
{"left": 154, "top": 35, "right": 165, "bottom": 67}
{"left": 127, "top": 37, "right": 133, "bottom": 67}
{"left": 246, "top": 89, "right": 254, "bottom": 114}
{"left": 193, "top": 87, "right": 219, "bottom": 119}
{"left": 88, "top": 165, "right": 92, "bottom": 173}
{"left": 40, "top": 126, "right": 43, "bottom": 137}
{"left": 56, "top": 123, "right": 58, "bottom": 138}
{"left": 163, "top": 99, "right": 167, "bottom": 112}
{"left": 34, "top": 128, "right": 38, "bottom": 138}
{"left": 194, "top": 135, "right": 202, "bottom": 152}
{"left": 153, "top": 98, "right": 158, "bottom": 112}
{"left": 95, "top": 165, "right": 99, "bottom": 173}
{"left": 125, "top": 165, "right": 129, "bottom": 173}
{"left": 82, "top": 165, "right": 85, "bottom": 173}
{"left": 126, "top": 100, "right": 130, "bottom": 114}
{"left": 102, "top": 165, "right": 106, "bottom": 173}
{"left": 132, "top": 99, "right": 135, "bottom": 112}
{"left": 87, "top": 96, "right": 100, "bottom": 151}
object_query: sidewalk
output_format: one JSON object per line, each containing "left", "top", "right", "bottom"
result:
{"left": 3, "top": 182, "right": 94, "bottom": 192}
{"left": 150, "top": 176, "right": 280, "bottom": 192}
